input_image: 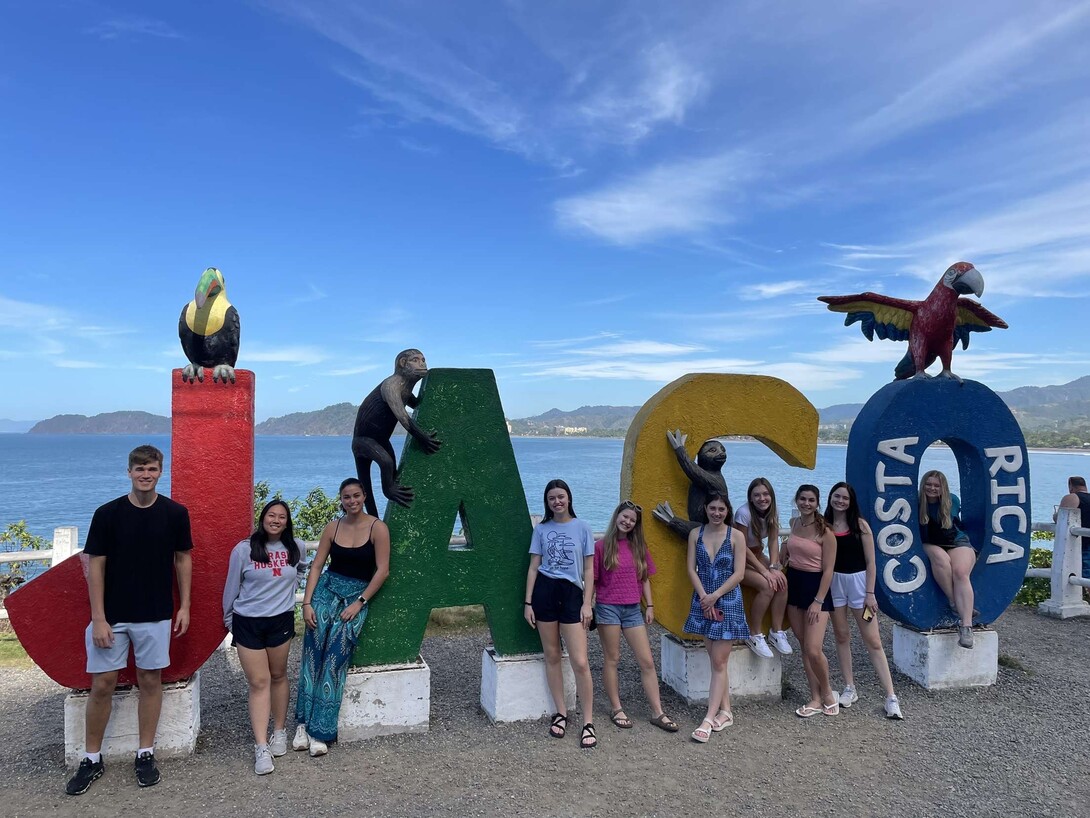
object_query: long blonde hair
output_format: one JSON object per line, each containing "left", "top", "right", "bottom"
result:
{"left": 919, "top": 470, "right": 953, "bottom": 528}
{"left": 602, "top": 501, "right": 650, "bottom": 582}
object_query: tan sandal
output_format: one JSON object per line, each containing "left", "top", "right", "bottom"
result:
{"left": 691, "top": 718, "right": 714, "bottom": 743}
{"left": 711, "top": 709, "right": 733, "bottom": 731}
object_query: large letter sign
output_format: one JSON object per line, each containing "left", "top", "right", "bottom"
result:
{"left": 621, "top": 374, "right": 818, "bottom": 638}
{"left": 846, "top": 379, "right": 1030, "bottom": 630}
{"left": 355, "top": 368, "right": 540, "bottom": 666}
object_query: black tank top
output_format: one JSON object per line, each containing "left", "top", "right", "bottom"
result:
{"left": 833, "top": 529, "right": 867, "bottom": 574}
{"left": 328, "top": 520, "right": 378, "bottom": 581}
{"left": 1076, "top": 492, "right": 1090, "bottom": 553}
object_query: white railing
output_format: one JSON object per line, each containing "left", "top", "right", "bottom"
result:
{"left": 1036, "top": 506, "right": 1090, "bottom": 619}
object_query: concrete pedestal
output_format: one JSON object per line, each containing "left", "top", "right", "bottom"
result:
{"left": 660, "top": 634, "right": 781, "bottom": 705}
{"left": 480, "top": 647, "right": 577, "bottom": 722}
{"left": 337, "top": 657, "right": 431, "bottom": 741}
{"left": 892, "top": 624, "right": 998, "bottom": 689}
{"left": 64, "top": 673, "right": 201, "bottom": 767}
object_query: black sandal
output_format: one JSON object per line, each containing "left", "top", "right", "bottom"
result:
{"left": 549, "top": 713, "right": 567, "bottom": 739}
{"left": 580, "top": 722, "right": 597, "bottom": 749}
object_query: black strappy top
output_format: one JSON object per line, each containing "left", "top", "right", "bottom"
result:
{"left": 328, "top": 519, "right": 378, "bottom": 581}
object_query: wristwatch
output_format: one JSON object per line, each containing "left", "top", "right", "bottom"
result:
{"left": 358, "top": 594, "right": 368, "bottom": 606}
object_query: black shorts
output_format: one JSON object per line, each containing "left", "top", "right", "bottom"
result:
{"left": 231, "top": 610, "right": 295, "bottom": 650}
{"left": 531, "top": 574, "right": 583, "bottom": 625}
{"left": 786, "top": 567, "right": 834, "bottom": 612}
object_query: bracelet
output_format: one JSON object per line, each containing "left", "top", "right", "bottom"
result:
{"left": 302, "top": 602, "right": 312, "bottom": 607}
{"left": 646, "top": 604, "right": 654, "bottom": 608}
{"left": 524, "top": 602, "right": 532, "bottom": 606}
{"left": 813, "top": 598, "right": 822, "bottom": 605}
{"left": 770, "top": 563, "right": 782, "bottom": 570}
{"left": 866, "top": 591, "right": 876, "bottom": 595}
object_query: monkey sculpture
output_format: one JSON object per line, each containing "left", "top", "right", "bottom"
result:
{"left": 351, "top": 348, "right": 442, "bottom": 517}
{"left": 652, "top": 429, "right": 729, "bottom": 538}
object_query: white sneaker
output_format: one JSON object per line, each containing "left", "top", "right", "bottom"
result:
{"left": 269, "top": 729, "right": 288, "bottom": 757}
{"left": 885, "top": 695, "right": 904, "bottom": 720}
{"left": 254, "top": 744, "right": 274, "bottom": 775}
{"left": 744, "top": 634, "right": 774, "bottom": 659}
{"left": 768, "top": 630, "right": 793, "bottom": 655}
{"left": 292, "top": 725, "right": 310, "bottom": 752}
{"left": 308, "top": 738, "right": 328, "bottom": 757}
{"left": 839, "top": 685, "right": 858, "bottom": 708}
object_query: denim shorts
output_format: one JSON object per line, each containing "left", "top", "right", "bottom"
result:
{"left": 594, "top": 602, "right": 645, "bottom": 629}
{"left": 85, "top": 619, "right": 171, "bottom": 673}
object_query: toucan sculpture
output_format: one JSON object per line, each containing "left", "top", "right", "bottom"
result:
{"left": 818, "top": 261, "right": 1008, "bottom": 381}
{"left": 179, "top": 267, "right": 240, "bottom": 383}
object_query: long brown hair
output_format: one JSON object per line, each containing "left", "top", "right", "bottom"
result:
{"left": 919, "top": 470, "right": 953, "bottom": 528}
{"left": 795, "top": 484, "right": 827, "bottom": 537}
{"left": 602, "top": 501, "right": 650, "bottom": 582}
{"left": 745, "top": 477, "right": 779, "bottom": 545}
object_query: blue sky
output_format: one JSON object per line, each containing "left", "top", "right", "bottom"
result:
{"left": 3, "top": 1, "right": 1090, "bottom": 423}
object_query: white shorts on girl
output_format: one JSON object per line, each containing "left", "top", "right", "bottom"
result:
{"left": 830, "top": 570, "right": 867, "bottom": 609}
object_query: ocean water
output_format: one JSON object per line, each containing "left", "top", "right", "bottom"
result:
{"left": 1, "top": 434, "right": 1085, "bottom": 554}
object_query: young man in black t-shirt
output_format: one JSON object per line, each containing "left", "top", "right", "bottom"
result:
{"left": 65, "top": 445, "right": 193, "bottom": 796}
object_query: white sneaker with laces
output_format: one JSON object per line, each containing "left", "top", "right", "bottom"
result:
{"left": 269, "top": 729, "right": 288, "bottom": 757}
{"left": 885, "top": 695, "right": 904, "bottom": 720}
{"left": 309, "top": 738, "right": 328, "bottom": 757}
{"left": 839, "top": 685, "right": 859, "bottom": 707}
{"left": 768, "top": 630, "right": 793, "bottom": 655}
{"left": 292, "top": 725, "right": 310, "bottom": 752}
{"left": 254, "top": 744, "right": 274, "bottom": 775}
{"left": 744, "top": 634, "right": 774, "bottom": 659}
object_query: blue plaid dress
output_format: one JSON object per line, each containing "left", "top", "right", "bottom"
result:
{"left": 683, "top": 526, "right": 751, "bottom": 640}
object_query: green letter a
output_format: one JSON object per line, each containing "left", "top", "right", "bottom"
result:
{"left": 353, "top": 368, "right": 540, "bottom": 666}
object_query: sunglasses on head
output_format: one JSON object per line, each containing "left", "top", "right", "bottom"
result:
{"left": 620, "top": 500, "right": 642, "bottom": 513}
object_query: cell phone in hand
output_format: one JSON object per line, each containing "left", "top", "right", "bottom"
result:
{"left": 862, "top": 607, "right": 874, "bottom": 622}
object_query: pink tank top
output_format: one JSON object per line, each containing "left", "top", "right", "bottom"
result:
{"left": 785, "top": 532, "right": 823, "bottom": 572}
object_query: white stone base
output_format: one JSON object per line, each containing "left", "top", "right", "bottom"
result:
{"left": 892, "top": 624, "right": 998, "bottom": 690}
{"left": 1038, "top": 597, "right": 1090, "bottom": 619}
{"left": 660, "top": 634, "right": 781, "bottom": 705}
{"left": 64, "top": 673, "right": 201, "bottom": 768}
{"left": 337, "top": 657, "right": 430, "bottom": 741}
{"left": 480, "top": 647, "right": 577, "bottom": 722}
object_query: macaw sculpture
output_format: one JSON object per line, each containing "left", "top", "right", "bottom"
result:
{"left": 179, "top": 267, "right": 240, "bottom": 383}
{"left": 818, "top": 261, "right": 1007, "bottom": 381}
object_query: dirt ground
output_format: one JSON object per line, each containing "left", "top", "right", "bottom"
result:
{"left": 0, "top": 605, "right": 1087, "bottom": 818}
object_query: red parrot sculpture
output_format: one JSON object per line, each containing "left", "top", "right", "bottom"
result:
{"left": 818, "top": 261, "right": 1008, "bottom": 381}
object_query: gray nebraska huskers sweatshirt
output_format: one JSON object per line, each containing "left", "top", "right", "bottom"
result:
{"left": 222, "top": 540, "right": 309, "bottom": 630}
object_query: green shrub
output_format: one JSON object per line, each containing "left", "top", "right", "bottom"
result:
{"left": 253, "top": 481, "right": 341, "bottom": 542}
{"left": 0, "top": 521, "right": 48, "bottom": 601}
{"left": 1015, "top": 539, "right": 1053, "bottom": 606}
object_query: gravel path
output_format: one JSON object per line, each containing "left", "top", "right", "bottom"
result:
{"left": 0, "top": 605, "right": 1086, "bottom": 818}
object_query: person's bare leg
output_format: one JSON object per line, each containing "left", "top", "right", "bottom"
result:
{"left": 742, "top": 572, "right": 774, "bottom": 632}
{"left": 787, "top": 606, "right": 820, "bottom": 709}
{"left": 703, "top": 639, "right": 730, "bottom": 723}
{"left": 537, "top": 622, "right": 567, "bottom": 723}
{"left": 831, "top": 606, "right": 854, "bottom": 689}
{"left": 804, "top": 614, "right": 834, "bottom": 705}
{"left": 597, "top": 624, "right": 624, "bottom": 715}
{"left": 623, "top": 625, "right": 664, "bottom": 716}
{"left": 853, "top": 608, "right": 895, "bottom": 697}
{"left": 560, "top": 622, "right": 594, "bottom": 733}
{"left": 135, "top": 668, "right": 163, "bottom": 749}
{"left": 924, "top": 544, "right": 956, "bottom": 604}
{"left": 85, "top": 671, "right": 119, "bottom": 754}
{"left": 771, "top": 586, "right": 789, "bottom": 632}
{"left": 949, "top": 546, "right": 977, "bottom": 626}
{"left": 267, "top": 641, "right": 292, "bottom": 732}
{"left": 237, "top": 645, "right": 272, "bottom": 745}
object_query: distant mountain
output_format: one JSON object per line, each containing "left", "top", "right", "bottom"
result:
{"left": 0, "top": 419, "right": 36, "bottom": 434}
{"left": 29, "top": 411, "right": 170, "bottom": 435}
{"left": 255, "top": 403, "right": 358, "bottom": 436}
{"left": 509, "top": 405, "right": 638, "bottom": 437}
{"left": 819, "top": 404, "right": 864, "bottom": 424}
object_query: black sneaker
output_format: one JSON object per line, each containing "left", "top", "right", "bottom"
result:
{"left": 66, "top": 757, "right": 104, "bottom": 795}
{"left": 134, "top": 752, "right": 160, "bottom": 787}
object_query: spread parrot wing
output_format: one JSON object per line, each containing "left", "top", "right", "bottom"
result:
{"left": 817, "top": 293, "right": 918, "bottom": 342}
{"left": 954, "top": 299, "right": 1008, "bottom": 350}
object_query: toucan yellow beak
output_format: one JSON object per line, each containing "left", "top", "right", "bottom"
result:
{"left": 195, "top": 267, "right": 222, "bottom": 309}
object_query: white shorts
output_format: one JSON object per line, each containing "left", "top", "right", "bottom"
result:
{"left": 830, "top": 571, "right": 867, "bottom": 609}
{"left": 85, "top": 620, "right": 172, "bottom": 673}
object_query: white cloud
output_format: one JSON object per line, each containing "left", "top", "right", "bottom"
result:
{"left": 740, "top": 281, "right": 812, "bottom": 300}
{"left": 571, "top": 340, "right": 705, "bottom": 357}
{"left": 325, "top": 365, "right": 380, "bottom": 377}
{"left": 54, "top": 359, "right": 107, "bottom": 369}
{"left": 554, "top": 151, "right": 757, "bottom": 244}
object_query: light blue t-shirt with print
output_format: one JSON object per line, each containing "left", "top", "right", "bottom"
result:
{"left": 530, "top": 518, "right": 596, "bottom": 589}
